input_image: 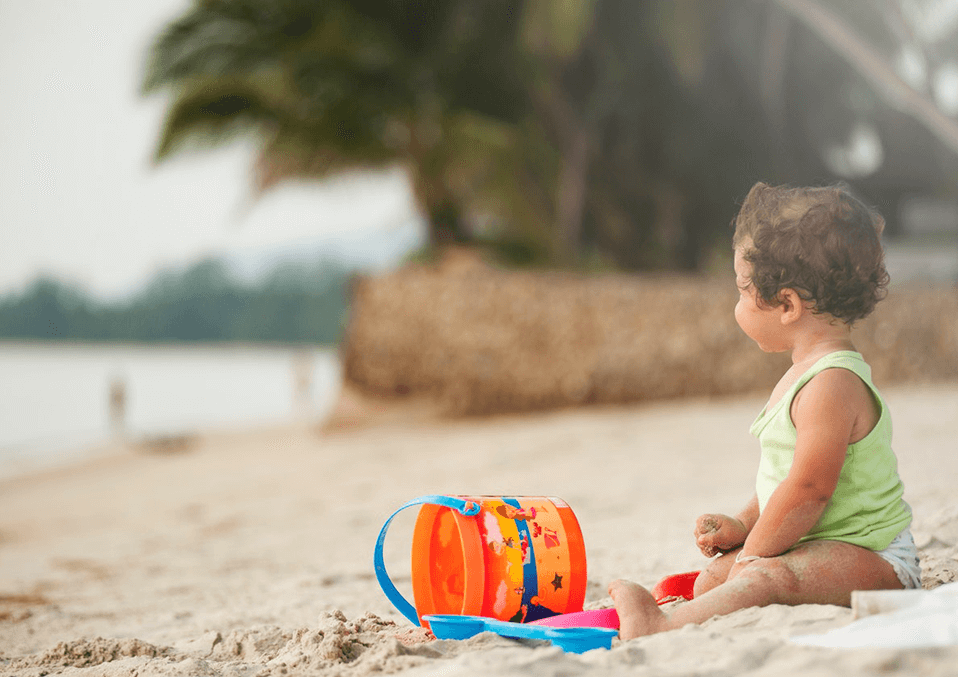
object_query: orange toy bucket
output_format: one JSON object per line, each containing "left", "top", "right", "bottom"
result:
{"left": 374, "top": 495, "right": 587, "bottom": 626}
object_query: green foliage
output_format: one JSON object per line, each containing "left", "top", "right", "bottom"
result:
{"left": 0, "top": 258, "right": 350, "bottom": 345}
{"left": 143, "top": 1, "right": 950, "bottom": 273}
{"left": 142, "top": 0, "right": 552, "bottom": 250}
{"left": 140, "top": 0, "right": 761, "bottom": 271}
{"left": 144, "top": 0, "right": 529, "bottom": 196}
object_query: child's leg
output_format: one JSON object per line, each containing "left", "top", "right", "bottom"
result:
{"left": 610, "top": 540, "right": 903, "bottom": 639}
{"left": 692, "top": 548, "right": 740, "bottom": 597}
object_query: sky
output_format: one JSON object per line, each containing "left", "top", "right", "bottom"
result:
{"left": 0, "top": 0, "right": 423, "bottom": 301}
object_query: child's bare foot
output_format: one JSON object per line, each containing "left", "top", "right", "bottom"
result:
{"left": 608, "top": 579, "right": 669, "bottom": 639}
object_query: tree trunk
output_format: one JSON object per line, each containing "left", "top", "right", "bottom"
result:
{"left": 427, "top": 201, "right": 469, "bottom": 247}
{"left": 777, "top": 0, "right": 958, "bottom": 157}
{"left": 555, "top": 126, "right": 591, "bottom": 264}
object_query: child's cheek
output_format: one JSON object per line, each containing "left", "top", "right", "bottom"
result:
{"left": 734, "top": 298, "right": 746, "bottom": 330}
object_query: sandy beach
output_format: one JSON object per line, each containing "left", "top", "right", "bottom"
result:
{"left": 2, "top": 384, "right": 957, "bottom": 676}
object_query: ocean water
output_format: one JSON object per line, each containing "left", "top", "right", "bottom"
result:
{"left": 0, "top": 342, "right": 340, "bottom": 478}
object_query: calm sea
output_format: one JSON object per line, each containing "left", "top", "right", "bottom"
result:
{"left": 0, "top": 342, "right": 340, "bottom": 479}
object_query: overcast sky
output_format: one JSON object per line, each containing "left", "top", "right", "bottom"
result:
{"left": 0, "top": 0, "right": 421, "bottom": 300}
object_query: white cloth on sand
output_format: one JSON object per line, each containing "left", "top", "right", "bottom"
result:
{"left": 790, "top": 582, "right": 958, "bottom": 648}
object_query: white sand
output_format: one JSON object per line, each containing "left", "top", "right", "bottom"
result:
{"left": 1, "top": 385, "right": 957, "bottom": 676}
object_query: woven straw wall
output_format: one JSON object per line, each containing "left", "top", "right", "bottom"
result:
{"left": 341, "top": 253, "right": 958, "bottom": 416}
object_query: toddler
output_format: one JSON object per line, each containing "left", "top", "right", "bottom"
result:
{"left": 609, "top": 182, "right": 921, "bottom": 639}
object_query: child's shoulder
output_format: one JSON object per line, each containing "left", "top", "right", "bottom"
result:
{"left": 792, "top": 360, "right": 881, "bottom": 443}
{"left": 801, "top": 365, "right": 868, "bottom": 398}
{"left": 796, "top": 350, "right": 871, "bottom": 393}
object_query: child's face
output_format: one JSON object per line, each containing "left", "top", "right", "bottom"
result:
{"left": 733, "top": 245, "right": 787, "bottom": 353}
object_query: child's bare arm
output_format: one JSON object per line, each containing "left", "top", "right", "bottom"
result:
{"left": 734, "top": 494, "right": 760, "bottom": 532}
{"left": 736, "top": 370, "right": 862, "bottom": 560}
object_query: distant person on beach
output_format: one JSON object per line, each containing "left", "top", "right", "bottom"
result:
{"left": 609, "top": 182, "right": 921, "bottom": 639}
{"left": 109, "top": 377, "right": 127, "bottom": 440}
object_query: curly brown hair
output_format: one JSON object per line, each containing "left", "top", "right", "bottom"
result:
{"left": 732, "top": 182, "right": 889, "bottom": 324}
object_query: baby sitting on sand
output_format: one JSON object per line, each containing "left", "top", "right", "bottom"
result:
{"left": 610, "top": 182, "right": 921, "bottom": 639}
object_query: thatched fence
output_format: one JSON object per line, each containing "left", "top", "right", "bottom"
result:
{"left": 341, "top": 252, "right": 958, "bottom": 416}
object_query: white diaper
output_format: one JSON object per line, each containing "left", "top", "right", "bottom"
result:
{"left": 875, "top": 527, "right": 922, "bottom": 589}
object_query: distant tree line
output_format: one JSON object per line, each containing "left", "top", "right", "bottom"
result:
{"left": 0, "top": 257, "right": 350, "bottom": 345}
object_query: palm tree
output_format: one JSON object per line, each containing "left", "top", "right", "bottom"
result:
{"left": 142, "top": 0, "right": 730, "bottom": 270}
{"left": 143, "top": 0, "right": 538, "bottom": 249}
{"left": 146, "top": 1, "right": 956, "bottom": 272}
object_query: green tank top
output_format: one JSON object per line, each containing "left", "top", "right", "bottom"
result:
{"left": 751, "top": 350, "right": 911, "bottom": 551}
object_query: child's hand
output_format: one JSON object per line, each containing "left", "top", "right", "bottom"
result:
{"left": 694, "top": 514, "right": 748, "bottom": 557}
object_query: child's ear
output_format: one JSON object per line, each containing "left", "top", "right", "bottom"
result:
{"left": 778, "top": 288, "right": 804, "bottom": 325}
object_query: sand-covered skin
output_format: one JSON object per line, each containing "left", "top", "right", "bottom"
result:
{"left": 2, "top": 385, "right": 957, "bottom": 676}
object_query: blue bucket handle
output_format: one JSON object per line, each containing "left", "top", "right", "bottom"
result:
{"left": 374, "top": 495, "right": 482, "bottom": 626}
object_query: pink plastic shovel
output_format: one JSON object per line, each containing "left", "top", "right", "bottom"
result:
{"left": 528, "top": 570, "right": 700, "bottom": 630}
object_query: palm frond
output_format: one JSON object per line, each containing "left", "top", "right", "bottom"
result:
{"left": 143, "top": 0, "right": 329, "bottom": 94}
{"left": 253, "top": 122, "right": 399, "bottom": 192}
{"left": 152, "top": 79, "right": 280, "bottom": 160}
{"left": 144, "top": 5, "right": 266, "bottom": 93}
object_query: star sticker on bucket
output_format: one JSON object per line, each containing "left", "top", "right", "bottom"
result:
{"left": 551, "top": 573, "right": 563, "bottom": 591}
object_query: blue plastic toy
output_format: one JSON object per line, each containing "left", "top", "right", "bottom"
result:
{"left": 423, "top": 614, "right": 618, "bottom": 654}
